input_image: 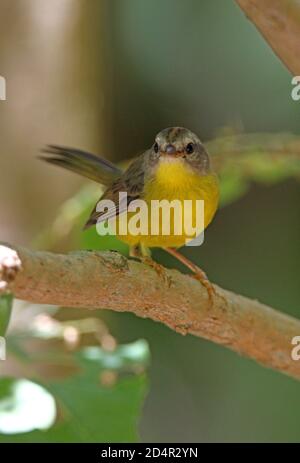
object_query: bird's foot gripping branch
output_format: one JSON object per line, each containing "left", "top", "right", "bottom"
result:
{"left": 1, "top": 242, "right": 300, "bottom": 381}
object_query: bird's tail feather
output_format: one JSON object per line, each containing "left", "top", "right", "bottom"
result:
{"left": 39, "top": 145, "right": 122, "bottom": 186}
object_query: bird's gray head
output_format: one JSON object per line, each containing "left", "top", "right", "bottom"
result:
{"left": 149, "top": 127, "right": 211, "bottom": 174}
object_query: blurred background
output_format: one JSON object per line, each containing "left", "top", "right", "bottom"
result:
{"left": 0, "top": 0, "right": 300, "bottom": 443}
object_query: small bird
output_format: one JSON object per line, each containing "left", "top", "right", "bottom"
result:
{"left": 40, "top": 127, "right": 219, "bottom": 298}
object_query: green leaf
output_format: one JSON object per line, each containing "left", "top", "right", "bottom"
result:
{"left": 0, "top": 340, "right": 149, "bottom": 443}
{"left": 0, "top": 294, "right": 13, "bottom": 336}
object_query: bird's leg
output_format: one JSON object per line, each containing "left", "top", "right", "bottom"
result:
{"left": 164, "top": 247, "right": 215, "bottom": 302}
{"left": 129, "top": 244, "right": 171, "bottom": 286}
{"left": 129, "top": 244, "right": 148, "bottom": 259}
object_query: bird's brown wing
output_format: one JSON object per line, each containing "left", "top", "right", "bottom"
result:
{"left": 84, "top": 152, "right": 146, "bottom": 229}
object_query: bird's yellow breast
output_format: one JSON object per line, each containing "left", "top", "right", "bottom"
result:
{"left": 116, "top": 158, "right": 219, "bottom": 248}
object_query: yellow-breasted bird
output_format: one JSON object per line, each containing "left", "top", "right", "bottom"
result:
{"left": 40, "top": 127, "right": 219, "bottom": 298}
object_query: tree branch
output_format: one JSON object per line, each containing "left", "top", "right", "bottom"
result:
{"left": 1, "top": 243, "right": 300, "bottom": 380}
{"left": 236, "top": 0, "right": 300, "bottom": 74}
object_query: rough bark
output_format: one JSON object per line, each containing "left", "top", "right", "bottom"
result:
{"left": 0, "top": 243, "right": 299, "bottom": 381}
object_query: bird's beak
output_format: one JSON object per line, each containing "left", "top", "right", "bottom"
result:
{"left": 160, "top": 144, "right": 184, "bottom": 157}
{"left": 164, "top": 144, "right": 176, "bottom": 154}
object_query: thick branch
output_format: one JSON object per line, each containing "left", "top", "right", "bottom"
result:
{"left": 236, "top": 0, "right": 300, "bottom": 74}
{"left": 1, "top": 243, "right": 300, "bottom": 380}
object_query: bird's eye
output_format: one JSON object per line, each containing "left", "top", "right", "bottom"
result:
{"left": 154, "top": 142, "right": 159, "bottom": 153}
{"left": 186, "top": 143, "right": 194, "bottom": 154}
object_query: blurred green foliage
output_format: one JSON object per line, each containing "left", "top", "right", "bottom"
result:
{"left": 0, "top": 294, "right": 13, "bottom": 336}
{"left": 0, "top": 340, "right": 149, "bottom": 443}
{"left": 1, "top": 0, "right": 300, "bottom": 444}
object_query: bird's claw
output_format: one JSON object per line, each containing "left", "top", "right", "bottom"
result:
{"left": 141, "top": 257, "right": 172, "bottom": 287}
